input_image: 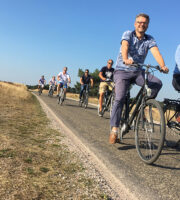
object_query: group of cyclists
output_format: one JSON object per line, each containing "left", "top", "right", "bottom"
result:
{"left": 38, "top": 67, "right": 71, "bottom": 99}
{"left": 38, "top": 13, "right": 180, "bottom": 145}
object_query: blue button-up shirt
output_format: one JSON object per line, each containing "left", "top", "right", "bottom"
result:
{"left": 115, "top": 30, "right": 157, "bottom": 71}
{"left": 174, "top": 44, "right": 180, "bottom": 74}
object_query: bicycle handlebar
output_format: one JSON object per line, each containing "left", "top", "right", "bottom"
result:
{"left": 105, "top": 78, "right": 113, "bottom": 82}
{"left": 131, "top": 63, "right": 161, "bottom": 71}
{"left": 123, "top": 62, "right": 161, "bottom": 71}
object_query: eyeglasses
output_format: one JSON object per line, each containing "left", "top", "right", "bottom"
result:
{"left": 108, "top": 62, "right": 113, "bottom": 65}
{"left": 136, "top": 21, "right": 148, "bottom": 25}
{"left": 85, "top": 71, "right": 88, "bottom": 73}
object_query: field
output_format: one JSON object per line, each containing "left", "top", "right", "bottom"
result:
{"left": 0, "top": 82, "right": 109, "bottom": 200}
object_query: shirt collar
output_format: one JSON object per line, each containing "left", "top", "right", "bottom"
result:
{"left": 132, "top": 30, "right": 147, "bottom": 40}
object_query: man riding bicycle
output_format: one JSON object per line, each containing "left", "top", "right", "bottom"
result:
{"left": 98, "top": 59, "right": 114, "bottom": 117}
{"left": 57, "top": 67, "right": 71, "bottom": 98}
{"left": 172, "top": 44, "right": 180, "bottom": 122}
{"left": 48, "top": 76, "right": 57, "bottom": 95}
{"left": 109, "top": 13, "right": 169, "bottom": 144}
{"left": 79, "top": 69, "right": 93, "bottom": 101}
{"left": 38, "top": 75, "right": 46, "bottom": 91}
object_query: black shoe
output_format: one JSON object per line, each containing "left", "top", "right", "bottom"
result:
{"left": 56, "top": 94, "right": 59, "bottom": 97}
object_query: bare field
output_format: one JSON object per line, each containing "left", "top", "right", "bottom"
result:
{"left": 0, "top": 82, "right": 109, "bottom": 200}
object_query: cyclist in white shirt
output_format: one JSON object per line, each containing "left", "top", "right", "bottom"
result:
{"left": 48, "top": 76, "right": 57, "bottom": 93}
{"left": 57, "top": 67, "right": 71, "bottom": 97}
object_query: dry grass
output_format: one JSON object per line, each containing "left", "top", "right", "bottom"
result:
{"left": 0, "top": 81, "right": 109, "bottom": 200}
{"left": 0, "top": 81, "right": 31, "bottom": 100}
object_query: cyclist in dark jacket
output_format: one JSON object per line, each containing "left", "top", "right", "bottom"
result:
{"left": 79, "top": 69, "right": 93, "bottom": 100}
{"left": 173, "top": 44, "right": 180, "bottom": 123}
{"left": 98, "top": 59, "right": 114, "bottom": 117}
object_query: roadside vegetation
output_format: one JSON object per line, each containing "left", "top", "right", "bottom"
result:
{"left": 0, "top": 81, "right": 110, "bottom": 200}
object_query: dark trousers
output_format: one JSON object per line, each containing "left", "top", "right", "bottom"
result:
{"left": 110, "top": 70, "right": 162, "bottom": 127}
{"left": 80, "top": 84, "right": 89, "bottom": 99}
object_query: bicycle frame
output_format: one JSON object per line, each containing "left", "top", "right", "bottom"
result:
{"left": 58, "top": 86, "right": 66, "bottom": 105}
{"left": 120, "top": 63, "right": 162, "bottom": 137}
{"left": 118, "top": 63, "right": 167, "bottom": 164}
{"left": 103, "top": 86, "right": 115, "bottom": 112}
{"left": 82, "top": 84, "right": 89, "bottom": 108}
{"left": 122, "top": 69, "right": 152, "bottom": 133}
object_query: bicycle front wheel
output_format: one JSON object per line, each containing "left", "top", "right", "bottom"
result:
{"left": 135, "top": 99, "right": 165, "bottom": 164}
{"left": 84, "top": 93, "right": 88, "bottom": 109}
{"left": 38, "top": 88, "right": 42, "bottom": 95}
{"left": 49, "top": 88, "right": 53, "bottom": 97}
{"left": 59, "top": 90, "right": 64, "bottom": 105}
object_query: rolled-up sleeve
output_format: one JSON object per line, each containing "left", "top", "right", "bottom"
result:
{"left": 148, "top": 36, "right": 157, "bottom": 49}
{"left": 121, "top": 31, "right": 131, "bottom": 43}
{"left": 175, "top": 44, "right": 180, "bottom": 71}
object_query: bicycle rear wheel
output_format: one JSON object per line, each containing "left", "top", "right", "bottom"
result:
{"left": 135, "top": 99, "right": 165, "bottom": 164}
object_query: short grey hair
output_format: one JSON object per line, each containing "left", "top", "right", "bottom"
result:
{"left": 136, "top": 13, "right": 150, "bottom": 23}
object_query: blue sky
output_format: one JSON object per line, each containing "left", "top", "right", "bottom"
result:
{"left": 0, "top": 0, "right": 180, "bottom": 100}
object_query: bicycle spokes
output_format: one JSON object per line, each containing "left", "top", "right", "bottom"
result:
{"left": 135, "top": 99, "right": 165, "bottom": 164}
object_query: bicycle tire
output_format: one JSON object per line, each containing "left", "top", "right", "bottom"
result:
{"left": 51, "top": 88, "right": 54, "bottom": 96}
{"left": 58, "top": 89, "right": 64, "bottom": 105}
{"left": 101, "top": 95, "right": 107, "bottom": 116}
{"left": 110, "top": 92, "right": 115, "bottom": 117}
{"left": 49, "top": 88, "right": 53, "bottom": 97}
{"left": 135, "top": 99, "right": 165, "bottom": 164}
{"left": 60, "top": 91, "right": 64, "bottom": 105}
{"left": 38, "top": 88, "right": 42, "bottom": 95}
{"left": 84, "top": 93, "right": 88, "bottom": 109}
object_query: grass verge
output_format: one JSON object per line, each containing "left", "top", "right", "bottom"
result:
{"left": 0, "top": 81, "right": 110, "bottom": 200}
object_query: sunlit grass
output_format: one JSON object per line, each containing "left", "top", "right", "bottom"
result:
{"left": 0, "top": 81, "right": 110, "bottom": 199}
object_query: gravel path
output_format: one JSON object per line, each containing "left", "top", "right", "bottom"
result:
{"left": 34, "top": 93, "right": 137, "bottom": 200}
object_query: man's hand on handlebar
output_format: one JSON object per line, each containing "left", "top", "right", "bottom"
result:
{"left": 105, "top": 78, "right": 113, "bottom": 82}
{"left": 123, "top": 59, "right": 134, "bottom": 65}
{"left": 160, "top": 66, "right": 169, "bottom": 73}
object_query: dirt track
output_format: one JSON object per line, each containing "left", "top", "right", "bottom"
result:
{"left": 35, "top": 92, "right": 180, "bottom": 200}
